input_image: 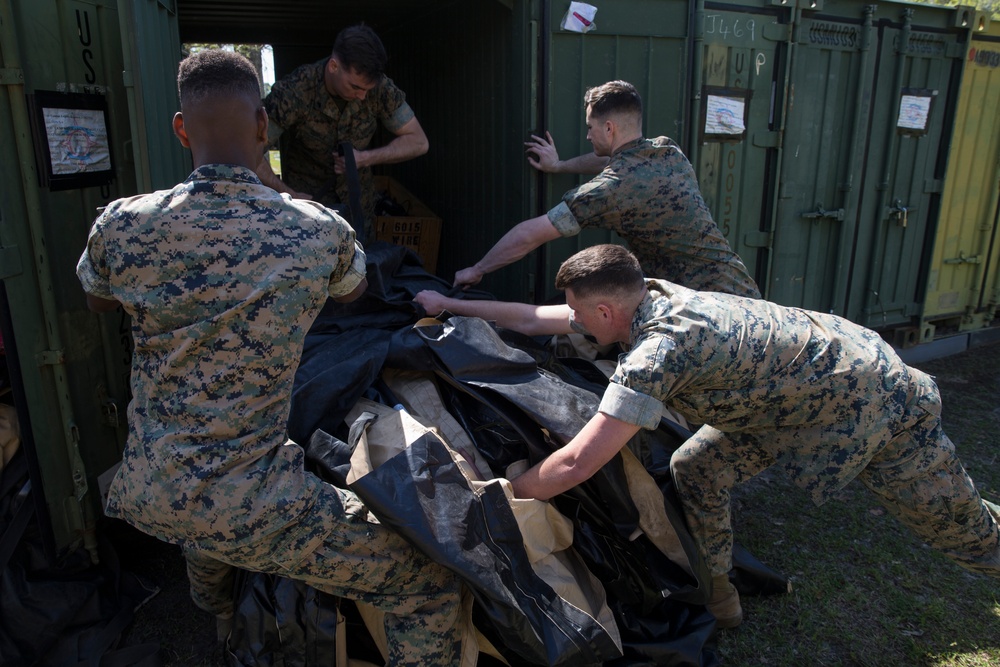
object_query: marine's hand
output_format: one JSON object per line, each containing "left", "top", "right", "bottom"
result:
{"left": 287, "top": 189, "right": 313, "bottom": 200}
{"left": 525, "top": 131, "right": 559, "bottom": 172}
{"left": 414, "top": 290, "right": 450, "bottom": 316}
{"left": 334, "top": 148, "right": 366, "bottom": 174}
{"left": 453, "top": 266, "right": 483, "bottom": 289}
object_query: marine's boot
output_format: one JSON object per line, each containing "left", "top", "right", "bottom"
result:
{"left": 707, "top": 573, "right": 743, "bottom": 629}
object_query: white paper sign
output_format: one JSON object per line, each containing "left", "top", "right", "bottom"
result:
{"left": 561, "top": 2, "right": 597, "bottom": 33}
{"left": 897, "top": 94, "right": 931, "bottom": 131}
{"left": 705, "top": 95, "right": 746, "bottom": 135}
{"left": 42, "top": 107, "right": 111, "bottom": 174}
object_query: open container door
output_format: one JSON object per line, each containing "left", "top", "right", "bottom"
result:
{"left": 535, "top": 0, "right": 692, "bottom": 303}
{"left": 118, "top": 0, "right": 189, "bottom": 192}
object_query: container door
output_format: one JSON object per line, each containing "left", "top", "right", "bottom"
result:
{"left": 536, "top": 0, "right": 691, "bottom": 302}
{"left": 847, "top": 9, "right": 967, "bottom": 330}
{"left": 693, "top": 2, "right": 790, "bottom": 290}
{"left": 921, "top": 22, "right": 1000, "bottom": 332}
{"left": 119, "top": 0, "right": 188, "bottom": 192}
{"left": 0, "top": 0, "right": 145, "bottom": 557}
{"left": 768, "top": 5, "right": 878, "bottom": 314}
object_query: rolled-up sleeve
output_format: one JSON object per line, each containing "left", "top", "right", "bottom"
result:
{"left": 599, "top": 382, "right": 664, "bottom": 430}
{"left": 328, "top": 242, "right": 367, "bottom": 298}
{"left": 76, "top": 219, "right": 114, "bottom": 300}
{"left": 546, "top": 201, "right": 580, "bottom": 237}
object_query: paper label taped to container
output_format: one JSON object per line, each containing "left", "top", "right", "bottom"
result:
{"left": 42, "top": 107, "right": 111, "bottom": 174}
{"left": 897, "top": 94, "right": 931, "bottom": 131}
{"left": 705, "top": 95, "right": 746, "bottom": 135}
{"left": 561, "top": 2, "right": 597, "bottom": 33}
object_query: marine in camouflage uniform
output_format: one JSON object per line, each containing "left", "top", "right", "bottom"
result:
{"left": 601, "top": 279, "right": 1000, "bottom": 579}
{"left": 264, "top": 59, "right": 414, "bottom": 241}
{"left": 454, "top": 81, "right": 759, "bottom": 299}
{"left": 77, "top": 164, "right": 464, "bottom": 665}
{"left": 548, "top": 136, "right": 761, "bottom": 299}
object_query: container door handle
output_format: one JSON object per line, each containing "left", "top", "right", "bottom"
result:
{"left": 801, "top": 204, "right": 845, "bottom": 222}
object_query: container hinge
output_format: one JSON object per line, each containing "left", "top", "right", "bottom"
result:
{"left": 122, "top": 69, "right": 134, "bottom": 88}
{"left": 0, "top": 67, "right": 24, "bottom": 86}
{"left": 36, "top": 349, "right": 66, "bottom": 366}
{"left": 752, "top": 131, "right": 782, "bottom": 148}
{"left": 943, "top": 252, "right": 981, "bottom": 265}
{"left": 743, "top": 231, "right": 773, "bottom": 248}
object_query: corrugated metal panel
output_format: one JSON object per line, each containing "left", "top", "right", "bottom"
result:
{"left": 766, "top": 0, "right": 966, "bottom": 330}
{"left": 847, "top": 5, "right": 967, "bottom": 330}
{"left": 382, "top": 1, "right": 533, "bottom": 299}
{"left": 768, "top": 5, "right": 877, "bottom": 314}
{"left": 692, "top": 1, "right": 789, "bottom": 291}
{"left": 922, "top": 19, "right": 1000, "bottom": 333}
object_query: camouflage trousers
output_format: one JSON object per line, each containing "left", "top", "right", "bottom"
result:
{"left": 183, "top": 482, "right": 464, "bottom": 666}
{"left": 670, "top": 385, "right": 1000, "bottom": 580}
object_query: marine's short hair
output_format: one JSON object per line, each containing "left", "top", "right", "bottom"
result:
{"left": 332, "top": 23, "right": 388, "bottom": 81}
{"left": 583, "top": 80, "right": 643, "bottom": 121}
{"left": 555, "top": 244, "right": 645, "bottom": 300}
{"left": 177, "top": 49, "right": 261, "bottom": 108}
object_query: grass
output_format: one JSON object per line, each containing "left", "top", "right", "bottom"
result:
{"left": 715, "top": 340, "right": 1000, "bottom": 667}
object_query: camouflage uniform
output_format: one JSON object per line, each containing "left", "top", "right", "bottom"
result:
{"left": 547, "top": 137, "right": 760, "bottom": 298}
{"left": 599, "top": 279, "right": 1000, "bottom": 579}
{"left": 76, "top": 165, "right": 464, "bottom": 665}
{"left": 264, "top": 58, "right": 415, "bottom": 241}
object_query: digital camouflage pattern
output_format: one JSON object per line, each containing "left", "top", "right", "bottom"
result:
{"left": 76, "top": 165, "right": 464, "bottom": 665}
{"left": 264, "top": 58, "right": 414, "bottom": 240}
{"left": 547, "top": 137, "right": 761, "bottom": 298}
{"left": 601, "top": 280, "right": 1000, "bottom": 578}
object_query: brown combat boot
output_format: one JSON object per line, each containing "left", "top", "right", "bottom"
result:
{"left": 708, "top": 573, "right": 743, "bottom": 629}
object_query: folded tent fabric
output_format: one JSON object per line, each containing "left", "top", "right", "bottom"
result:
{"left": 348, "top": 398, "right": 624, "bottom": 666}
{"left": 232, "top": 243, "right": 789, "bottom": 666}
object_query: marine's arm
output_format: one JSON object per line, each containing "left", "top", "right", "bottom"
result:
{"left": 86, "top": 293, "right": 120, "bottom": 313}
{"left": 336, "top": 116, "right": 429, "bottom": 173}
{"left": 414, "top": 292, "right": 573, "bottom": 336}
{"left": 255, "top": 152, "right": 311, "bottom": 198}
{"left": 510, "top": 412, "right": 641, "bottom": 500}
{"left": 453, "top": 214, "right": 562, "bottom": 288}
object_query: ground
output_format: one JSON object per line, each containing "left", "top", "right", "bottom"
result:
{"left": 109, "top": 339, "right": 1000, "bottom": 667}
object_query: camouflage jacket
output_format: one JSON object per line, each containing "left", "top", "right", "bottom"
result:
{"left": 76, "top": 164, "right": 366, "bottom": 548}
{"left": 599, "top": 280, "right": 939, "bottom": 504}
{"left": 264, "top": 58, "right": 415, "bottom": 235}
{"left": 547, "top": 137, "right": 760, "bottom": 298}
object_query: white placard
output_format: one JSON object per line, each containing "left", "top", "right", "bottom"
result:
{"left": 897, "top": 94, "right": 931, "bottom": 131}
{"left": 42, "top": 107, "right": 111, "bottom": 174}
{"left": 705, "top": 95, "right": 746, "bottom": 135}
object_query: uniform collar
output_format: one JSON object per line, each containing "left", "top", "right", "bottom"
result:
{"left": 611, "top": 136, "right": 646, "bottom": 158}
{"left": 186, "top": 164, "right": 263, "bottom": 185}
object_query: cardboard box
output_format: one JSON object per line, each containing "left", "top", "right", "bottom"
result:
{"left": 373, "top": 176, "right": 441, "bottom": 274}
